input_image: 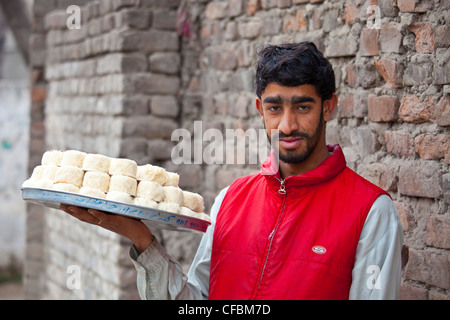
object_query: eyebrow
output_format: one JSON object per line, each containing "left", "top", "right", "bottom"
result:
{"left": 262, "top": 95, "right": 317, "bottom": 105}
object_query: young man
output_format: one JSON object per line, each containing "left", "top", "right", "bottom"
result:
{"left": 62, "top": 42, "right": 403, "bottom": 300}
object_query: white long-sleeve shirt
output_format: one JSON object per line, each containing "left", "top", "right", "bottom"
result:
{"left": 130, "top": 187, "right": 403, "bottom": 300}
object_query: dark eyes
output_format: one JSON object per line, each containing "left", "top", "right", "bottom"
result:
{"left": 266, "top": 105, "right": 310, "bottom": 112}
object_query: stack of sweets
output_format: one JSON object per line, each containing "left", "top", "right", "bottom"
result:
{"left": 22, "top": 150, "right": 210, "bottom": 222}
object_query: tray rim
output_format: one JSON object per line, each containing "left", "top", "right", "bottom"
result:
{"left": 22, "top": 187, "right": 210, "bottom": 233}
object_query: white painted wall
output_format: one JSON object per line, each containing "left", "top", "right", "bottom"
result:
{"left": 0, "top": 23, "right": 29, "bottom": 270}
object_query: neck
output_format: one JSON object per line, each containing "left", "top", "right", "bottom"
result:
{"left": 279, "top": 142, "right": 330, "bottom": 179}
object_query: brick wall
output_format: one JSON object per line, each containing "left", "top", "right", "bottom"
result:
{"left": 186, "top": 0, "right": 449, "bottom": 299}
{"left": 27, "top": 0, "right": 193, "bottom": 299}
{"left": 26, "top": 0, "right": 449, "bottom": 299}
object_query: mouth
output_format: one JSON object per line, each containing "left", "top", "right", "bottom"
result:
{"left": 278, "top": 137, "right": 304, "bottom": 150}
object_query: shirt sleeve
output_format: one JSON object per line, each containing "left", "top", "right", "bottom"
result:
{"left": 349, "top": 194, "right": 404, "bottom": 300}
{"left": 129, "top": 187, "right": 228, "bottom": 300}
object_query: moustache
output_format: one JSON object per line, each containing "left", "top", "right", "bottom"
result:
{"left": 274, "top": 131, "right": 310, "bottom": 140}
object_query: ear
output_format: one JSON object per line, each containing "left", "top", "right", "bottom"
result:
{"left": 255, "top": 98, "right": 264, "bottom": 120}
{"left": 323, "top": 93, "right": 337, "bottom": 122}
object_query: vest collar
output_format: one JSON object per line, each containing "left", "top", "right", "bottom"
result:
{"left": 262, "top": 144, "right": 347, "bottom": 188}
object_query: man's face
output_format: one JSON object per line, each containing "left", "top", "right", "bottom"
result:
{"left": 256, "top": 83, "right": 327, "bottom": 164}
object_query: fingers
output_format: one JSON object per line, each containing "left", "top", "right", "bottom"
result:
{"left": 60, "top": 204, "right": 103, "bottom": 225}
{"left": 86, "top": 209, "right": 111, "bottom": 225}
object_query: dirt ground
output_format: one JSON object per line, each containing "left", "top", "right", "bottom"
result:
{"left": 0, "top": 282, "right": 23, "bottom": 300}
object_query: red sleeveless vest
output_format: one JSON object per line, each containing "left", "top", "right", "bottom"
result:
{"left": 209, "top": 144, "right": 388, "bottom": 300}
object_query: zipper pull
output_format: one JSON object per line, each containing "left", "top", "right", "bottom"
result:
{"left": 278, "top": 178, "right": 286, "bottom": 195}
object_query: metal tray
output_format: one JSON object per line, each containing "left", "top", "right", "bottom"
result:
{"left": 22, "top": 187, "right": 210, "bottom": 233}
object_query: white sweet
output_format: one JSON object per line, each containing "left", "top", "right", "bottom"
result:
{"left": 79, "top": 187, "right": 106, "bottom": 199}
{"left": 109, "top": 158, "right": 137, "bottom": 178}
{"left": 136, "top": 164, "right": 168, "bottom": 185}
{"left": 163, "top": 186, "right": 183, "bottom": 205}
{"left": 22, "top": 179, "right": 37, "bottom": 188}
{"left": 136, "top": 180, "right": 164, "bottom": 202}
{"left": 41, "top": 150, "right": 63, "bottom": 166}
{"left": 30, "top": 165, "right": 45, "bottom": 180}
{"left": 82, "top": 171, "right": 110, "bottom": 193}
{"left": 182, "top": 191, "right": 204, "bottom": 213}
{"left": 26, "top": 150, "right": 210, "bottom": 226}
{"left": 54, "top": 166, "right": 85, "bottom": 187}
{"left": 201, "top": 213, "right": 211, "bottom": 222}
{"left": 22, "top": 166, "right": 47, "bottom": 188}
{"left": 163, "top": 172, "right": 180, "bottom": 187}
{"left": 134, "top": 197, "right": 159, "bottom": 209}
{"left": 60, "top": 150, "right": 87, "bottom": 168}
{"left": 109, "top": 175, "right": 137, "bottom": 196}
{"left": 179, "top": 206, "right": 202, "bottom": 218}
{"left": 106, "top": 191, "right": 133, "bottom": 204}
{"left": 53, "top": 183, "right": 80, "bottom": 193}
{"left": 42, "top": 165, "right": 58, "bottom": 181}
{"left": 82, "top": 153, "right": 111, "bottom": 173}
{"left": 158, "top": 202, "right": 180, "bottom": 213}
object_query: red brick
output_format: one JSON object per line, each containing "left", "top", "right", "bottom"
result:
{"left": 30, "top": 121, "right": 45, "bottom": 139}
{"left": 238, "top": 20, "right": 262, "bottom": 39}
{"left": 345, "top": 64, "right": 379, "bottom": 88}
{"left": 325, "top": 36, "right": 358, "bottom": 57}
{"left": 217, "top": 45, "right": 237, "bottom": 70}
{"left": 436, "top": 96, "right": 450, "bottom": 126}
{"left": 246, "top": 0, "right": 261, "bottom": 16}
{"left": 312, "top": 8, "right": 321, "bottom": 30}
{"left": 374, "top": 58, "right": 404, "bottom": 88}
{"left": 385, "top": 131, "right": 415, "bottom": 157}
{"left": 407, "top": 22, "right": 435, "bottom": 54}
{"left": 394, "top": 201, "right": 411, "bottom": 232}
{"left": 414, "top": 133, "right": 449, "bottom": 161}
{"left": 380, "top": 22, "right": 405, "bottom": 53}
{"left": 426, "top": 214, "right": 450, "bottom": 249}
{"left": 296, "top": 10, "right": 307, "bottom": 30}
{"left": 404, "top": 249, "right": 450, "bottom": 289}
{"left": 360, "top": 28, "right": 380, "bottom": 56}
{"left": 399, "top": 282, "right": 429, "bottom": 300}
{"left": 277, "top": 0, "right": 292, "bottom": 8}
{"left": 368, "top": 94, "right": 400, "bottom": 122}
{"left": 31, "top": 86, "right": 46, "bottom": 102}
{"left": 345, "top": 65, "right": 358, "bottom": 88}
{"left": 360, "top": 163, "right": 397, "bottom": 192}
{"left": 397, "top": 0, "right": 433, "bottom": 12}
{"left": 341, "top": 2, "right": 357, "bottom": 25}
{"left": 429, "top": 290, "right": 450, "bottom": 300}
{"left": 205, "top": 1, "right": 229, "bottom": 20}
{"left": 399, "top": 94, "right": 437, "bottom": 123}
{"left": 282, "top": 11, "right": 306, "bottom": 32}
{"left": 398, "top": 160, "right": 442, "bottom": 198}
{"left": 355, "top": 126, "right": 380, "bottom": 154}
{"left": 337, "top": 93, "right": 354, "bottom": 118}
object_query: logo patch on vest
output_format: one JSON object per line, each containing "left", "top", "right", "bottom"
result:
{"left": 312, "top": 246, "right": 327, "bottom": 254}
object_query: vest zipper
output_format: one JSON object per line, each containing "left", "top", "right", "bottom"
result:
{"left": 252, "top": 177, "right": 287, "bottom": 298}
{"left": 277, "top": 177, "right": 286, "bottom": 194}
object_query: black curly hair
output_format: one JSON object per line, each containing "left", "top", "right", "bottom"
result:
{"left": 255, "top": 42, "right": 336, "bottom": 102}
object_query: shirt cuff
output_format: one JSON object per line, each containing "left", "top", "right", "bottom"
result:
{"left": 129, "top": 237, "right": 171, "bottom": 274}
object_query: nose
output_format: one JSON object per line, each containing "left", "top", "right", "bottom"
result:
{"left": 278, "top": 109, "right": 299, "bottom": 136}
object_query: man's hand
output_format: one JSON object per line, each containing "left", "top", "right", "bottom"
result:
{"left": 60, "top": 204, "right": 154, "bottom": 254}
